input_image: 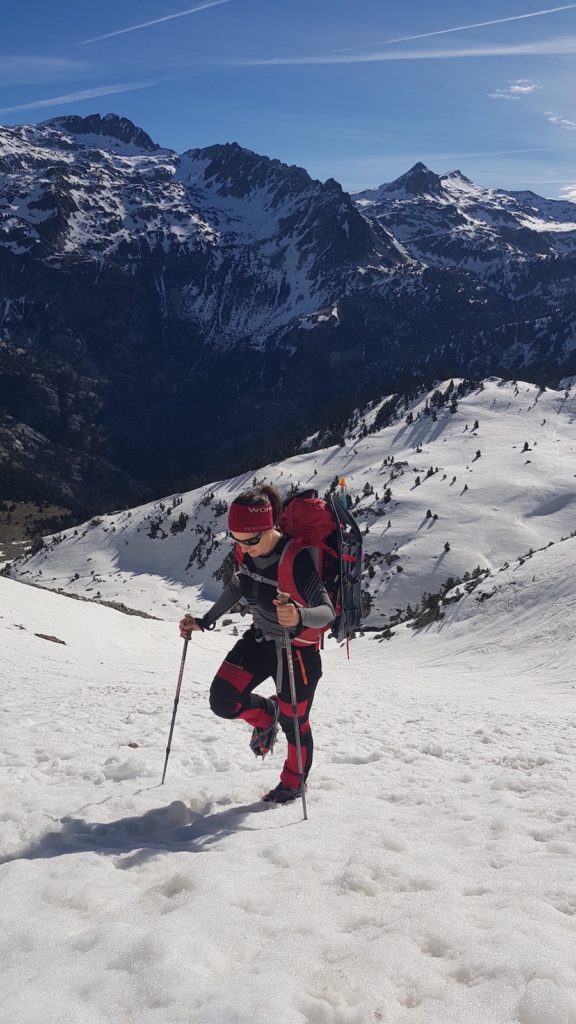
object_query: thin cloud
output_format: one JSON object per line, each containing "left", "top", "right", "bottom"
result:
{"left": 335, "top": 4, "right": 576, "bottom": 54}
{"left": 490, "top": 79, "right": 541, "bottom": 99}
{"left": 546, "top": 110, "right": 576, "bottom": 128}
{"left": 234, "top": 37, "right": 576, "bottom": 66}
{"left": 433, "top": 144, "right": 563, "bottom": 158}
{"left": 559, "top": 184, "right": 576, "bottom": 199}
{"left": 0, "top": 80, "right": 159, "bottom": 116}
{"left": 75, "top": 0, "right": 233, "bottom": 46}
{"left": 0, "top": 55, "right": 91, "bottom": 84}
{"left": 504, "top": 178, "right": 576, "bottom": 183}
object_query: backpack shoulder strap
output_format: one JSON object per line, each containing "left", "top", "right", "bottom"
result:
{"left": 277, "top": 537, "right": 310, "bottom": 606}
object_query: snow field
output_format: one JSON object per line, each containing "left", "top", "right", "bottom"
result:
{"left": 12, "top": 378, "right": 576, "bottom": 631}
{"left": 1, "top": 574, "right": 576, "bottom": 1023}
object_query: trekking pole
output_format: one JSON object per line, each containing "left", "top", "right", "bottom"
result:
{"left": 161, "top": 637, "right": 189, "bottom": 785}
{"left": 283, "top": 628, "right": 309, "bottom": 821}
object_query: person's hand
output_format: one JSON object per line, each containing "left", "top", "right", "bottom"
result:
{"left": 273, "top": 591, "right": 301, "bottom": 628}
{"left": 179, "top": 614, "right": 203, "bottom": 638}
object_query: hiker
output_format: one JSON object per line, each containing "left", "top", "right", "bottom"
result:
{"left": 179, "top": 484, "right": 335, "bottom": 803}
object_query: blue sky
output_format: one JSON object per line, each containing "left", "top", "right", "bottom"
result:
{"left": 2, "top": 1, "right": 576, "bottom": 198}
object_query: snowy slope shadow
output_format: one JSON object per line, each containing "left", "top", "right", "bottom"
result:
{"left": 524, "top": 493, "right": 576, "bottom": 517}
{"left": 0, "top": 799, "right": 274, "bottom": 865}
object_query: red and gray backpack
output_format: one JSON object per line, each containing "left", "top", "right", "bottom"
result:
{"left": 237, "top": 488, "right": 363, "bottom": 649}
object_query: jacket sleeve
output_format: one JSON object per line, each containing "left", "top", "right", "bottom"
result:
{"left": 292, "top": 549, "right": 335, "bottom": 631}
{"left": 200, "top": 574, "right": 242, "bottom": 629}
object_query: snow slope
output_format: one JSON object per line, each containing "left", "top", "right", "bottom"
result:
{"left": 1, "top": 525, "right": 576, "bottom": 1022}
{"left": 10, "top": 378, "right": 576, "bottom": 630}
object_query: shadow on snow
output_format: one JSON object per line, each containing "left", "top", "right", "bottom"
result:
{"left": 0, "top": 798, "right": 287, "bottom": 866}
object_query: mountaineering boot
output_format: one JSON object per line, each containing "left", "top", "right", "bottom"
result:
{"left": 262, "top": 781, "right": 305, "bottom": 804}
{"left": 249, "top": 696, "right": 279, "bottom": 758}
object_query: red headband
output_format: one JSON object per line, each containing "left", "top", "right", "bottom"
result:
{"left": 228, "top": 501, "right": 274, "bottom": 534}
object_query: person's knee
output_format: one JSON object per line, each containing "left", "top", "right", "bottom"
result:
{"left": 279, "top": 711, "right": 310, "bottom": 741}
{"left": 278, "top": 711, "right": 294, "bottom": 740}
{"left": 209, "top": 681, "right": 239, "bottom": 719}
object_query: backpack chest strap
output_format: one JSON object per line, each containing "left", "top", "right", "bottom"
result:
{"left": 238, "top": 564, "right": 279, "bottom": 588}
{"left": 238, "top": 548, "right": 305, "bottom": 607}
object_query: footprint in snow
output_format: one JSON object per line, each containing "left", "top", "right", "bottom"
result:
{"left": 330, "top": 751, "right": 383, "bottom": 765}
{"left": 545, "top": 890, "right": 576, "bottom": 916}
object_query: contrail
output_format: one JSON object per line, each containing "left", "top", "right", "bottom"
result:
{"left": 335, "top": 4, "right": 576, "bottom": 54}
{"left": 428, "top": 145, "right": 568, "bottom": 159}
{"left": 76, "top": 0, "right": 233, "bottom": 46}
{"left": 0, "top": 80, "right": 159, "bottom": 115}
{"left": 237, "top": 37, "right": 576, "bottom": 65}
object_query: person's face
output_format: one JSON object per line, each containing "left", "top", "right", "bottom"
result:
{"left": 230, "top": 529, "right": 278, "bottom": 556}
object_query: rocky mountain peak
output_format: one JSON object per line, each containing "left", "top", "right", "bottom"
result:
{"left": 40, "top": 113, "right": 160, "bottom": 154}
{"left": 384, "top": 162, "right": 444, "bottom": 197}
{"left": 184, "top": 141, "right": 315, "bottom": 199}
{"left": 442, "top": 169, "right": 474, "bottom": 186}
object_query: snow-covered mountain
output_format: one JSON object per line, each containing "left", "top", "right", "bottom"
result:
{"left": 2, "top": 455, "right": 576, "bottom": 1022}
{"left": 1, "top": 114, "right": 396, "bottom": 342}
{"left": 355, "top": 161, "right": 576, "bottom": 275}
{"left": 0, "top": 114, "right": 402, "bottom": 507}
{"left": 8, "top": 377, "right": 576, "bottom": 636}
{"left": 2, "top": 116, "right": 576, "bottom": 512}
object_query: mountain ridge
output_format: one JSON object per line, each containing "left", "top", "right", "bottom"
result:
{"left": 1, "top": 115, "right": 576, "bottom": 512}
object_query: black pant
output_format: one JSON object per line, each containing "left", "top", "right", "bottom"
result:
{"left": 209, "top": 628, "right": 322, "bottom": 787}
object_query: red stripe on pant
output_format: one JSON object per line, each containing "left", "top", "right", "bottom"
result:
{"left": 278, "top": 698, "right": 313, "bottom": 789}
{"left": 218, "top": 660, "right": 253, "bottom": 693}
{"left": 212, "top": 658, "right": 273, "bottom": 725}
{"left": 278, "top": 697, "right": 308, "bottom": 718}
{"left": 240, "top": 705, "right": 273, "bottom": 727}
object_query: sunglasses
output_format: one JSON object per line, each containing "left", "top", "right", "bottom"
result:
{"left": 229, "top": 532, "right": 264, "bottom": 547}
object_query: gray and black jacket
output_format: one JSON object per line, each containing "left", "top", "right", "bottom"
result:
{"left": 201, "top": 535, "right": 334, "bottom": 643}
